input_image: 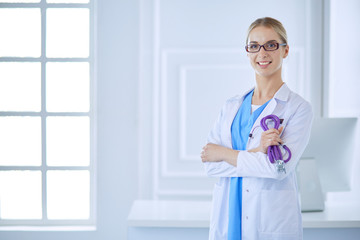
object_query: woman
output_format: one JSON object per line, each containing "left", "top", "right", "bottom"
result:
{"left": 201, "top": 17, "right": 313, "bottom": 240}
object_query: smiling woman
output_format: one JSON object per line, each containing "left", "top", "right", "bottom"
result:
{"left": 201, "top": 17, "right": 312, "bottom": 240}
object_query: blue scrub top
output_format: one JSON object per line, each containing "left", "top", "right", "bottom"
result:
{"left": 228, "top": 90, "right": 270, "bottom": 240}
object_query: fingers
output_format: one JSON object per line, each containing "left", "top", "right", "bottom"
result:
{"left": 266, "top": 137, "right": 282, "bottom": 146}
{"left": 261, "top": 131, "right": 283, "bottom": 152}
{"left": 262, "top": 128, "right": 281, "bottom": 135}
{"left": 200, "top": 143, "right": 222, "bottom": 162}
{"left": 278, "top": 126, "right": 284, "bottom": 134}
{"left": 201, "top": 144, "right": 209, "bottom": 162}
{"left": 265, "top": 126, "right": 284, "bottom": 135}
{"left": 200, "top": 148, "right": 206, "bottom": 162}
{"left": 262, "top": 132, "right": 283, "bottom": 142}
{"left": 258, "top": 126, "right": 285, "bottom": 153}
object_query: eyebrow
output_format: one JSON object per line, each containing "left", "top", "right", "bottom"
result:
{"left": 249, "top": 40, "right": 278, "bottom": 44}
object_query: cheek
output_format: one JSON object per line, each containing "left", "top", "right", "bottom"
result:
{"left": 248, "top": 54, "right": 257, "bottom": 63}
{"left": 276, "top": 56, "right": 282, "bottom": 61}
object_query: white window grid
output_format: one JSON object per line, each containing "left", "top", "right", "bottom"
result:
{"left": 0, "top": 0, "right": 96, "bottom": 227}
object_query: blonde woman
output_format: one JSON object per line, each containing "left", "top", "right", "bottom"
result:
{"left": 201, "top": 17, "right": 312, "bottom": 240}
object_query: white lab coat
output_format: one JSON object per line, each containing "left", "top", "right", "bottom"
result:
{"left": 204, "top": 83, "right": 313, "bottom": 240}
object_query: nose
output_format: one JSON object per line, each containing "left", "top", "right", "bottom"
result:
{"left": 258, "top": 46, "right": 269, "bottom": 58}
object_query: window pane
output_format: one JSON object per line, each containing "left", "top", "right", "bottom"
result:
{"left": 46, "top": 62, "right": 90, "bottom": 112}
{"left": 0, "top": 117, "right": 42, "bottom": 166}
{"left": 0, "top": 8, "right": 41, "bottom": 57}
{"left": 46, "top": 116, "right": 90, "bottom": 166}
{"left": 46, "top": 8, "right": 89, "bottom": 58}
{"left": 0, "top": 171, "right": 42, "bottom": 219}
{"left": 0, "top": 62, "right": 41, "bottom": 112}
{"left": 47, "top": 170, "right": 90, "bottom": 219}
{"left": 47, "top": 0, "right": 89, "bottom": 3}
{"left": 0, "top": 0, "right": 40, "bottom": 2}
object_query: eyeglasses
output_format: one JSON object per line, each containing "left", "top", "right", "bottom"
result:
{"left": 245, "top": 41, "right": 287, "bottom": 53}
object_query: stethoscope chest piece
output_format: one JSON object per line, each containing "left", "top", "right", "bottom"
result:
{"left": 275, "top": 160, "right": 286, "bottom": 174}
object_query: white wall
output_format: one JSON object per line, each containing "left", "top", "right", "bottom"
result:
{"left": 138, "top": 0, "right": 321, "bottom": 202}
{"left": 95, "top": 0, "right": 139, "bottom": 239}
{"left": 326, "top": 0, "right": 360, "bottom": 205}
{"left": 0, "top": 0, "right": 140, "bottom": 240}
{"left": 328, "top": 0, "right": 360, "bottom": 117}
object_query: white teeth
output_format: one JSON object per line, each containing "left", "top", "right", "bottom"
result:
{"left": 258, "top": 62, "right": 270, "bottom": 65}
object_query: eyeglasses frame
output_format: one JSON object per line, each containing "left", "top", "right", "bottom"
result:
{"left": 245, "top": 42, "right": 287, "bottom": 53}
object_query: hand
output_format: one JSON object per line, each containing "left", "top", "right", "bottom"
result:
{"left": 201, "top": 143, "right": 238, "bottom": 166}
{"left": 201, "top": 143, "right": 225, "bottom": 162}
{"left": 259, "top": 126, "right": 284, "bottom": 154}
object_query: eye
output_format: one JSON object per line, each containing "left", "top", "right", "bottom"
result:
{"left": 249, "top": 44, "right": 259, "bottom": 49}
{"left": 266, "top": 42, "right": 277, "bottom": 49}
{"left": 266, "top": 42, "right": 277, "bottom": 48}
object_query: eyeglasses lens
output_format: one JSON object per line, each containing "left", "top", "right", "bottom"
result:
{"left": 246, "top": 42, "right": 279, "bottom": 52}
{"left": 247, "top": 44, "right": 260, "bottom": 52}
{"left": 264, "top": 42, "right": 278, "bottom": 51}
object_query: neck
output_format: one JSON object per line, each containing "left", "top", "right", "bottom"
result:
{"left": 253, "top": 72, "right": 284, "bottom": 104}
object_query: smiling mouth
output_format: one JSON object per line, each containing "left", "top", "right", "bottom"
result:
{"left": 258, "top": 61, "right": 272, "bottom": 66}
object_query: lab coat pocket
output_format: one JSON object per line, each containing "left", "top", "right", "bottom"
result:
{"left": 260, "top": 190, "right": 299, "bottom": 234}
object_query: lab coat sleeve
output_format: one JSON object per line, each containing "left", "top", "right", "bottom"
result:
{"left": 236, "top": 101, "right": 313, "bottom": 180}
{"left": 203, "top": 103, "right": 238, "bottom": 177}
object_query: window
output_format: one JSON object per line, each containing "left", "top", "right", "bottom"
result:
{"left": 0, "top": 0, "right": 95, "bottom": 227}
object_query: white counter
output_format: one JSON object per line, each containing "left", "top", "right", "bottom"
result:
{"left": 127, "top": 200, "right": 211, "bottom": 228}
{"left": 127, "top": 200, "right": 360, "bottom": 228}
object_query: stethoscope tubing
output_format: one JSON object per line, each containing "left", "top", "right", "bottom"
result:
{"left": 260, "top": 114, "right": 292, "bottom": 164}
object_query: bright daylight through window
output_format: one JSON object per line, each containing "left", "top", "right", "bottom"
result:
{"left": 0, "top": 0, "right": 94, "bottom": 226}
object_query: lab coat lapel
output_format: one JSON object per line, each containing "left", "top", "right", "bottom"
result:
{"left": 249, "top": 83, "right": 291, "bottom": 138}
{"left": 223, "top": 99, "right": 242, "bottom": 148}
{"left": 223, "top": 88, "right": 254, "bottom": 148}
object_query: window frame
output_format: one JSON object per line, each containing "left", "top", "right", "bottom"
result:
{"left": 0, "top": 0, "right": 97, "bottom": 228}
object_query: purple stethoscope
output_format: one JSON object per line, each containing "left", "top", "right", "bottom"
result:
{"left": 260, "top": 114, "right": 292, "bottom": 174}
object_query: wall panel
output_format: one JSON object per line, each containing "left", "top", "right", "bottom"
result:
{"left": 139, "top": 0, "right": 307, "bottom": 199}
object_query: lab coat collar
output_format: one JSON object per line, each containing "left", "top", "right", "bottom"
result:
{"left": 225, "top": 83, "right": 290, "bottom": 149}
{"left": 273, "top": 83, "right": 290, "bottom": 102}
{"left": 240, "top": 87, "right": 255, "bottom": 101}
{"left": 246, "top": 83, "right": 290, "bottom": 143}
{"left": 241, "top": 83, "right": 290, "bottom": 102}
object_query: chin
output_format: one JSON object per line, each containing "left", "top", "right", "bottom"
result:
{"left": 256, "top": 66, "right": 282, "bottom": 78}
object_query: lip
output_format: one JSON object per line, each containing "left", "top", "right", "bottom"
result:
{"left": 257, "top": 61, "right": 272, "bottom": 68}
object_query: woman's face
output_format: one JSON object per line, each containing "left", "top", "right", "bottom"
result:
{"left": 247, "top": 26, "right": 289, "bottom": 79}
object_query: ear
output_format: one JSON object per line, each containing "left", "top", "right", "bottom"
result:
{"left": 283, "top": 45, "right": 289, "bottom": 59}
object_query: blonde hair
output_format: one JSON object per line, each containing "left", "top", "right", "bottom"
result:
{"left": 246, "top": 17, "right": 288, "bottom": 45}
